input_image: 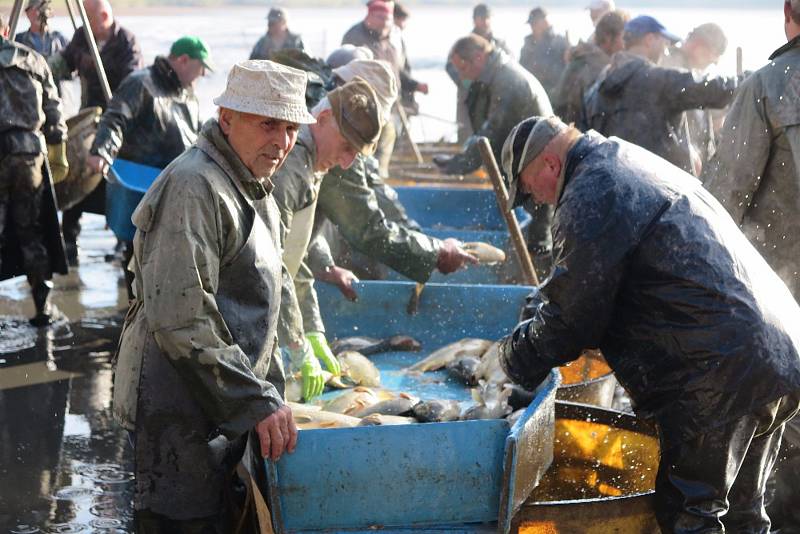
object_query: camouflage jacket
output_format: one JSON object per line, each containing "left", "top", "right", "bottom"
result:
{"left": 519, "top": 29, "right": 570, "bottom": 100}
{"left": 584, "top": 51, "right": 736, "bottom": 174}
{"left": 704, "top": 36, "right": 800, "bottom": 298}
{"left": 441, "top": 50, "right": 553, "bottom": 175}
{"left": 316, "top": 153, "right": 440, "bottom": 282}
{"left": 0, "top": 36, "right": 66, "bottom": 155}
{"left": 90, "top": 56, "right": 200, "bottom": 169}
{"left": 249, "top": 31, "right": 305, "bottom": 60}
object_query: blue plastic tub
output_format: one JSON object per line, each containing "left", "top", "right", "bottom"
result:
{"left": 105, "top": 159, "right": 161, "bottom": 241}
{"left": 266, "top": 282, "right": 557, "bottom": 534}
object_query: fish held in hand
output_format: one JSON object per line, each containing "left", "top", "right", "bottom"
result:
{"left": 462, "top": 242, "right": 507, "bottom": 264}
{"left": 407, "top": 338, "right": 494, "bottom": 373}
{"left": 338, "top": 350, "right": 381, "bottom": 387}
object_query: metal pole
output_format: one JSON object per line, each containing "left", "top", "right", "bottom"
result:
{"left": 478, "top": 137, "right": 540, "bottom": 286}
{"left": 64, "top": 0, "right": 80, "bottom": 32}
{"left": 74, "top": 0, "right": 112, "bottom": 103}
{"left": 8, "top": 0, "right": 25, "bottom": 40}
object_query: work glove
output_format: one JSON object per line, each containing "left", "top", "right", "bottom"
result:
{"left": 306, "top": 331, "right": 342, "bottom": 376}
{"left": 47, "top": 142, "right": 69, "bottom": 183}
{"left": 288, "top": 341, "right": 325, "bottom": 401}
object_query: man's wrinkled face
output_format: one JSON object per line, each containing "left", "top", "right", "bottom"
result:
{"left": 519, "top": 152, "right": 563, "bottom": 205}
{"left": 473, "top": 16, "right": 490, "bottom": 34}
{"left": 311, "top": 109, "right": 359, "bottom": 173}
{"left": 219, "top": 109, "right": 299, "bottom": 180}
{"left": 365, "top": 12, "right": 392, "bottom": 35}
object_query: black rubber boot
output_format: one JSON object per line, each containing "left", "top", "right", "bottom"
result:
{"left": 64, "top": 241, "right": 79, "bottom": 267}
{"left": 29, "top": 280, "right": 54, "bottom": 327}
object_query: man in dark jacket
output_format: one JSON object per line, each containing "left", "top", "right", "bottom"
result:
{"left": 50, "top": 0, "right": 143, "bottom": 265}
{"left": 499, "top": 115, "right": 800, "bottom": 533}
{"left": 249, "top": 7, "right": 304, "bottom": 61}
{"left": 86, "top": 36, "right": 209, "bottom": 298}
{"left": 704, "top": 4, "right": 800, "bottom": 529}
{"left": 519, "top": 7, "right": 569, "bottom": 101}
{"left": 553, "top": 10, "right": 627, "bottom": 125}
{"left": 584, "top": 15, "right": 735, "bottom": 176}
{"left": 0, "top": 16, "right": 69, "bottom": 325}
{"left": 15, "top": 0, "right": 68, "bottom": 58}
{"left": 435, "top": 34, "right": 555, "bottom": 276}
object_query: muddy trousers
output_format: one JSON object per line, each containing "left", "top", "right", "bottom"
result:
{"left": 0, "top": 153, "right": 50, "bottom": 287}
{"left": 655, "top": 394, "right": 800, "bottom": 533}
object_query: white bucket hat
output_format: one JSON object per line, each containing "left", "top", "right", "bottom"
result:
{"left": 332, "top": 59, "right": 398, "bottom": 123}
{"left": 213, "top": 60, "right": 316, "bottom": 124}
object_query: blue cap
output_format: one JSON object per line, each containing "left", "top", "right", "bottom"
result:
{"left": 624, "top": 15, "right": 680, "bottom": 43}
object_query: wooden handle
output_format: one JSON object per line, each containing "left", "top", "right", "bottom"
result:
{"left": 8, "top": 0, "right": 25, "bottom": 39}
{"left": 477, "top": 137, "right": 540, "bottom": 286}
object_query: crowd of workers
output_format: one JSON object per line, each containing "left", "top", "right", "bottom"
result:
{"left": 1, "top": 0, "right": 800, "bottom": 531}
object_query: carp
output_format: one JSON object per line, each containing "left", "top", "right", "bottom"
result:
{"left": 338, "top": 350, "right": 381, "bottom": 387}
{"left": 330, "top": 335, "right": 422, "bottom": 355}
{"left": 460, "top": 382, "right": 512, "bottom": 420}
{"left": 350, "top": 393, "right": 419, "bottom": 418}
{"left": 470, "top": 341, "right": 507, "bottom": 386}
{"left": 446, "top": 356, "right": 481, "bottom": 386}
{"left": 357, "top": 414, "right": 417, "bottom": 426}
{"left": 288, "top": 402, "right": 361, "bottom": 429}
{"left": 407, "top": 338, "right": 494, "bottom": 373}
{"left": 322, "top": 387, "right": 387, "bottom": 415}
{"left": 412, "top": 399, "right": 463, "bottom": 423}
{"left": 462, "top": 242, "right": 506, "bottom": 264}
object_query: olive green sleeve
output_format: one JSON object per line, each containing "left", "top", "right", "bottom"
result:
{"left": 318, "top": 157, "right": 441, "bottom": 283}
{"left": 295, "top": 259, "right": 326, "bottom": 334}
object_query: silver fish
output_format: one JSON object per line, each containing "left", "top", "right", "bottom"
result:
{"left": 407, "top": 338, "right": 494, "bottom": 373}
{"left": 470, "top": 341, "right": 507, "bottom": 386}
{"left": 322, "top": 387, "right": 381, "bottom": 415}
{"left": 446, "top": 356, "right": 481, "bottom": 386}
{"left": 460, "top": 382, "right": 512, "bottom": 420}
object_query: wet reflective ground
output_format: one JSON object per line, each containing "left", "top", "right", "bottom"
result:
{"left": 0, "top": 216, "right": 134, "bottom": 533}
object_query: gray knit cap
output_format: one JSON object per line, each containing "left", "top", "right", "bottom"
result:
{"left": 501, "top": 116, "right": 568, "bottom": 210}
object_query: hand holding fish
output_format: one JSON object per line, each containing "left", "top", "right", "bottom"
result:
{"left": 436, "top": 238, "right": 479, "bottom": 274}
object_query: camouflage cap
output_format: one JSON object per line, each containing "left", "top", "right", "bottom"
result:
{"left": 332, "top": 59, "right": 397, "bottom": 123}
{"left": 327, "top": 77, "right": 382, "bottom": 156}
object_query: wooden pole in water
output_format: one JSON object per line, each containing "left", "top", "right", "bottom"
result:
{"left": 396, "top": 104, "right": 424, "bottom": 165}
{"left": 736, "top": 46, "right": 743, "bottom": 78}
{"left": 74, "top": 0, "right": 113, "bottom": 104}
{"left": 477, "top": 137, "right": 540, "bottom": 286}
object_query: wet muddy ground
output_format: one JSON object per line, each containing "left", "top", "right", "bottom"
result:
{"left": 0, "top": 215, "right": 133, "bottom": 533}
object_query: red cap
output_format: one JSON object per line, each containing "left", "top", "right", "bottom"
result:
{"left": 367, "top": 0, "right": 392, "bottom": 16}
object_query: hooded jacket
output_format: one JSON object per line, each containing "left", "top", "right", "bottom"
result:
{"left": 552, "top": 41, "right": 610, "bottom": 126}
{"left": 503, "top": 132, "right": 800, "bottom": 445}
{"left": 584, "top": 51, "right": 735, "bottom": 174}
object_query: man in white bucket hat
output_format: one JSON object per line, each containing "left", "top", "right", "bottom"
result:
{"left": 113, "top": 59, "right": 315, "bottom": 530}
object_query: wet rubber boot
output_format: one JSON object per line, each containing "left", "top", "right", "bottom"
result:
{"left": 30, "top": 280, "right": 54, "bottom": 327}
{"left": 65, "top": 241, "right": 79, "bottom": 267}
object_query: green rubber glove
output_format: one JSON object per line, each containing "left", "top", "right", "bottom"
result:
{"left": 306, "top": 331, "right": 341, "bottom": 376}
{"left": 289, "top": 341, "right": 324, "bottom": 401}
